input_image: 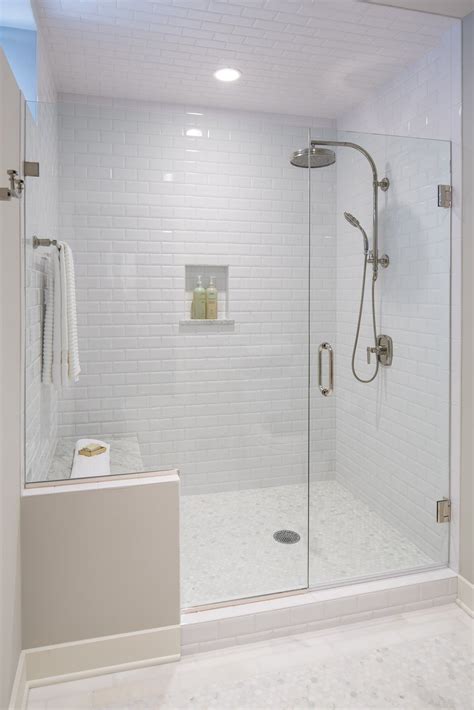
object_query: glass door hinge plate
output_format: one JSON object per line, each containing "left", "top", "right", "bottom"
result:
{"left": 436, "top": 498, "right": 451, "bottom": 523}
{"left": 438, "top": 184, "right": 452, "bottom": 208}
{"left": 24, "top": 161, "right": 39, "bottom": 177}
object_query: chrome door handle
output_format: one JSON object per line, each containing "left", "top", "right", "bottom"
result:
{"left": 318, "top": 342, "right": 334, "bottom": 397}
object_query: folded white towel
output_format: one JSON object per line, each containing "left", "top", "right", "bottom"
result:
{"left": 71, "top": 439, "right": 111, "bottom": 479}
{"left": 42, "top": 241, "right": 80, "bottom": 386}
{"left": 42, "top": 254, "right": 55, "bottom": 384}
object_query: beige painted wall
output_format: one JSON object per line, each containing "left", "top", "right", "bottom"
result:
{"left": 461, "top": 11, "right": 474, "bottom": 585}
{"left": 21, "top": 473, "right": 180, "bottom": 649}
{"left": 0, "top": 49, "right": 23, "bottom": 709}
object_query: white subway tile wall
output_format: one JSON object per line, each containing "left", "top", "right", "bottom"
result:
{"left": 331, "top": 131, "right": 450, "bottom": 569}
{"left": 332, "top": 24, "right": 461, "bottom": 568}
{"left": 55, "top": 96, "right": 336, "bottom": 493}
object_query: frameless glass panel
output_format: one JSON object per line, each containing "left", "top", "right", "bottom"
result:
{"left": 24, "top": 102, "right": 451, "bottom": 605}
{"left": 309, "top": 129, "right": 451, "bottom": 586}
{"left": 24, "top": 100, "right": 60, "bottom": 484}
{"left": 23, "top": 100, "right": 311, "bottom": 606}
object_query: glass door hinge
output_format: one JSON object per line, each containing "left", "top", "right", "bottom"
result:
{"left": 436, "top": 498, "right": 451, "bottom": 523}
{"left": 24, "top": 161, "right": 40, "bottom": 177}
{"left": 438, "top": 185, "right": 452, "bottom": 208}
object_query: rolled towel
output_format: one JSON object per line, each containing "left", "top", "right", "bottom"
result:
{"left": 71, "top": 438, "right": 111, "bottom": 479}
{"left": 42, "top": 243, "right": 81, "bottom": 386}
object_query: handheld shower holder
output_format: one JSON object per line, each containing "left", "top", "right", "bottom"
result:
{"left": 367, "top": 251, "right": 390, "bottom": 268}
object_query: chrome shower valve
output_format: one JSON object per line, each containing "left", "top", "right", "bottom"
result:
{"left": 367, "top": 335, "right": 393, "bottom": 366}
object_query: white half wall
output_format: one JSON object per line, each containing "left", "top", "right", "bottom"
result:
{"left": 21, "top": 471, "right": 180, "bottom": 650}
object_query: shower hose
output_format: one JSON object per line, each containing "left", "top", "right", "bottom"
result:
{"left": 352, "top": 254, "right": 379, "bottom": 384}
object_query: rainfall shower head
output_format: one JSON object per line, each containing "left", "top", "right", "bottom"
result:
{"left": 344, "top": 211, "right": 369, "bottom": 255}
{"left": 290, "top": 146, "right": 336, "bottom": 168}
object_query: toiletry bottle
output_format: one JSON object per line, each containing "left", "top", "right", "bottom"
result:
{"left": 192, "top": 275, "right": 206, "bottom": 319}
{"left": 206, "top": 275, "right": 218, "bottom": 320}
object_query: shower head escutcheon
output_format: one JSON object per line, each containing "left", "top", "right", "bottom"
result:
{"left": 344, "top": 211, "right": 369, "bottom": 255}
{"left": 290, "top": 147, "right": 336, "bottom": 168}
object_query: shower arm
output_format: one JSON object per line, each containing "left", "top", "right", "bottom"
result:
{"left": 310, "top": 140, "right": 389, "bottom": 279}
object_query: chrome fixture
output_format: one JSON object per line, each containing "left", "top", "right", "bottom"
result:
{"left": 368, "top": 251, "right": 390, "bottom": 269}
{"left": 344, "top": 212, "right": 369, "bottom": 254}
{"left": 33, "top": 236, "right": 59, "bottom": 250}
{"left": 311, "top": 140, "right": 389, "bottom": 281}
{"left": 344, "top": 210, "right": 393, "bottom": 383}
{"left": 24, "top": 161, "right": 40, "bottom": 177}
{"left": 367, "top": 334, "right": 393, "bottom": 367}
{"left": 344, "top": 212, "right": 389, "bottom": 267}
{"left": 436, "top": 498, "right": 451, "bottom": 523}
{"left": 0, "top": 169, "right": 24, "bottom": 201}
{"left": 290, "top": 139, "right": 392, "bottom": 384}
{"left": 318, "top": 342, "right": 334, "bottom": 397}
{"left": 290, "top": 146, "right": 336, "bottom": 168}
{"left": 438, "top": 184, "right": 452, "bottom": 208}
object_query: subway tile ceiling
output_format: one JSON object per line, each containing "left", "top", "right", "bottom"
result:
{"left": 34, "top": 0, "right": 455, "bottom": 117}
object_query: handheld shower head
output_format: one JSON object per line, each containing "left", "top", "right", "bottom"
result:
{"left": 344, "top": 211, "right": 369, "bottom": 255}
{"left": 344, "top": 211, "right": 360, "bottom": 228}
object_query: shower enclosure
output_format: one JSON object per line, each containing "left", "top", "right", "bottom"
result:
{"left": 23, "top": 100, "right": 452, "bottom": 609}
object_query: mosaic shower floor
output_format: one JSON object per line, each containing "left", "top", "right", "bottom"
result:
{"left": 26, "top": 605, "right": 473, "bottom": 710}
{"left": 181, "top": 480, "right": 436, "bottom": 609}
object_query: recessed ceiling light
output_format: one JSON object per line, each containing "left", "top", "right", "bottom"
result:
{"left": 185, "top": 128, "right": 202, "bottom": 137}
{"left": 213, "top": 67, "right": 241, "bottom": 82}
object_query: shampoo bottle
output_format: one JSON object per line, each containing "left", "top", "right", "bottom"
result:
{"left": 206, "top": 275, "right": 218, "bottom": 320}
{"left": 192, "top": 275, "right": 206, "bottom": 319}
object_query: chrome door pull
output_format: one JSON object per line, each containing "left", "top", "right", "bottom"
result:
{"left": 318, "top": 342, "right": 334, "bottom": 397}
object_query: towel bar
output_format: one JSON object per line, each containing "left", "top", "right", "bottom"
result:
{"left": 33, "top": 236, "right": 59, "bottom": 249}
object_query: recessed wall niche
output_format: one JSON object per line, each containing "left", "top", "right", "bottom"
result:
{"left": 181, "top": 265, "right": 232, "bottom": 325}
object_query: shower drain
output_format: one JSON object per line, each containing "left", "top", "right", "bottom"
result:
{"left": 273, "top": 529, "right": 301, "bottom": 545}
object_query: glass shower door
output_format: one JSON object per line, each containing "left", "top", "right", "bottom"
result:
{"left": 179, "top": 122, "right": 312, "bottom": 607}
{"left": 309, "top": 129, "right": 451, "bottom": 587}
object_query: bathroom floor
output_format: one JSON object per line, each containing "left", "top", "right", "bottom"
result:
{"left": 181, "top": 480, "right": 436, "bottom": 608}
{"left": 26, "top": 604, "right": 473, "bottom": 709}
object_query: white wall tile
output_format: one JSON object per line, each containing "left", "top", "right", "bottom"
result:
{"left": 334, "top": 25, "right": 460, "bottom": 565}
{"left": 41, "top": 97, "right": 337, "bottom": 493}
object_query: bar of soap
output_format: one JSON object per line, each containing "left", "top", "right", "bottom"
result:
{"left": 78, "top": 444, "right": 107, "bottom": 457}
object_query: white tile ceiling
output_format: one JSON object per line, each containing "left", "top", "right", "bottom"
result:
{"left": 34, "top": 0, "right": 455, "bottom": 117}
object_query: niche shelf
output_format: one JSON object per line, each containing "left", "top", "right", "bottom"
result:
{"left": 181, "top": 265, "right": 231, "bottom": 325}
{"left": 179, "top": 318, "right": 235, "bottom": 326}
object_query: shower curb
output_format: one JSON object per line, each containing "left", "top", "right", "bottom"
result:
{"left": 181, "top": 569, "right": 458, "bottom": 654}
